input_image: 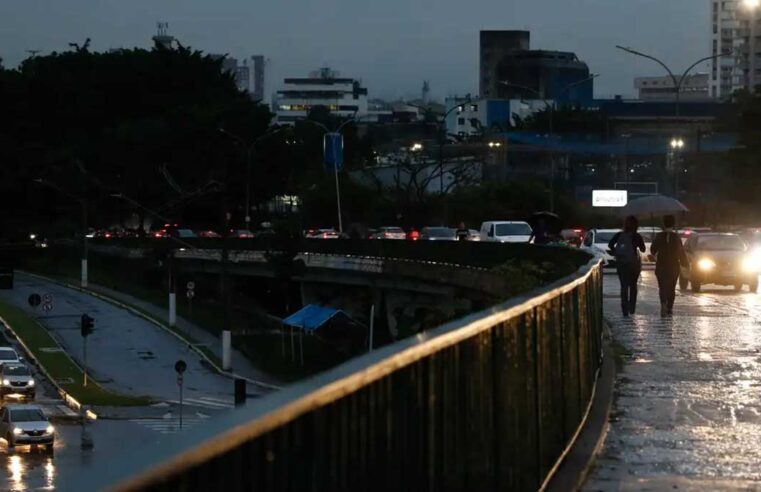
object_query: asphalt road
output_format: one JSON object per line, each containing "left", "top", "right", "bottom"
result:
{"left": 0, "top": 273, "right": 263, "bottom": 490}
{"left": 1, "top": 274, "right": 241, "bottom": 407}
{"left": 586, "top": 270, "right": 761, "bottom": 490}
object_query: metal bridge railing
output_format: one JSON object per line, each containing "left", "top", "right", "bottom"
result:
{"left": 78, "top": 256, "right": 603, "bottom": 492}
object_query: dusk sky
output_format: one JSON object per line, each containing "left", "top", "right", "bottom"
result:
{"left": 1, "top": 0, "right": 708, "bottom": 100}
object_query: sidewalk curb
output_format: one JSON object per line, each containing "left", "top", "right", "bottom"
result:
{"left": 20, "top": 271, "right": 281, "bottom": 392}
{"left": 543, "top": 319, "right": 616, "bottom": 492}
{"left": 0, "top": 313, "right": 97, "bottom": 420}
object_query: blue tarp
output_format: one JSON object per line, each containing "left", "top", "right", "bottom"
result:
{"left": 283, "top": 304, "right": 344, "bottom": 332}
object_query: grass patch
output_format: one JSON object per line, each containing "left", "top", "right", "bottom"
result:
{"left": 0, "top": 300, "right": 151, "bottom": 406}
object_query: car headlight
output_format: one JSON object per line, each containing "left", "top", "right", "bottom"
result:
{"left": 743, "top": 252, "right": 761, "bottom": 273}
{"left": 45, "top": 425, "right": 54, "bottom": 435}
{"left": 2, "top": 379, "right": 10, "bottom": 386}
{"left": 12, "top": 428, "right": 22, "bottom": 436}
{"left": 697, "top": 258, "right": 716, "bottom": 271}
{"left": 28, "top": 379, "right": 34, "bottom": 387}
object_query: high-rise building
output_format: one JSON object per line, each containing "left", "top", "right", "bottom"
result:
{"left": 274, "top": 67, "right": 368, "bottom": 124}
{"left": 480, "top": 31, "right": 531, "bottom": 98}
{"left": 251, "top": 55, "right": 266, "bottom": 102}
{"left": 479, "top": 30, "right": 593, "bottom": 105}
{"left": 710, "top": 0, "right": 761, "bottom": 98}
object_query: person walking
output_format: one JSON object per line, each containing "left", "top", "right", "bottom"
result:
{"left": 608, "top": 216, "right": 646, "bottom": 317}
{"left": 651, "top": 215, "right": 688, "bottom": 316}
{"left": 455, "top": 222, "right": 469, "bottom": 241}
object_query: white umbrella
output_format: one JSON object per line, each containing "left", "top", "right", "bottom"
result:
{"left": 619, "top": 195, "right": 688, "bottom": 218}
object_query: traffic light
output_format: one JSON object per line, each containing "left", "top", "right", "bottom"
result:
{"left": 80, "top": 314, "right": 94, "bottom": 338}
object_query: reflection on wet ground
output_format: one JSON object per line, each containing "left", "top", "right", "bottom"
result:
{"left": 586, "top": 270, "right": 761, "bottom": 490}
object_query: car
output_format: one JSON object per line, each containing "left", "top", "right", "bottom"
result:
{"left": 637, "top": 227, "right": 659, "bottom": 264}
{"left": 581, "top": 229, "right": 620, "bottom": 267}
{"left": 406, "top": 229, "right": 420, "bottom": 241}
{"left": 479, "top": 221, "right": 533, "bottom": 243}
{"left": 419, "top": 227, "right": 457, "bottom": 241}
{"left": 305, "top": 228, "right": 339, "bottom": 239}
{"left": 679, "top": 233, "right": 760, "bottom": 293}
{"left": 560, "top": 229, "right": 585, "bottom": 248}
{"left": 467, "top": 229, "right": 481, "bottom": 241}
{"left": 196, "top": 230, "right": 221, "bottom": 238}
{"left": 371, "top": 227, "right": 407, "bottom": 240}
{"left": 0, "top": 404, "right": 55, "bottom": 452}
{"left": 230, "top": 229, "right": 255, "bottom": 239}
{"left": 0, "top": 364, "right": 35, "bottom": 400}
{"left": 0, "top": 348, "right": 22, "bottom": 368}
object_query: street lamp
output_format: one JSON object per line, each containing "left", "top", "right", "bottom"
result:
{"left": 670, "top": 138, "right": 685, "bottom": 150}
{"left": 410, "top": 142, "right": 424, "bottom": 152}
{"left": 615, "top": 46, "right": 730, "bottom": 115}
{"left": 33, "top": 178, "right": 88, "bottom": 288}
{"left": 219, "top": 126, "right": 288, "bottom": 230}
{"left": 499, "top": 75, "right": 598, "bottom": 212}
{"left": 300, "top": 115, "right": 369, "bottom": 234}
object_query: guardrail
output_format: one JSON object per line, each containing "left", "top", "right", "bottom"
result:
{"left": 77, "top": 256, "right": 603, "bottom": 492}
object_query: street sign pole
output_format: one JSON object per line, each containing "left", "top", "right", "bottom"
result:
{"left": 174, "top": 360, "right": 187, "bottom": 430}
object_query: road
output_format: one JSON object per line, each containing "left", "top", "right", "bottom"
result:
{"left": 585, "top": 270, "right": 761, "bottom": 490}
{"left": 1, "top": 273, "right": 246, "bottom": 405}
{"left": 0, "top": 273, "right": 265, "bottom": 490}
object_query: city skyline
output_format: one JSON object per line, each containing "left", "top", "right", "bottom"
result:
{"left": 1, "top": 0, "right": 709, "bottom": 100}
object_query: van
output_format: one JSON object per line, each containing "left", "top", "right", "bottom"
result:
{"left": 479, "top": 221, "right": 533, "bottom": 243}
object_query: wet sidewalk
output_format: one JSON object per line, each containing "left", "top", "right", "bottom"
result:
{"left": 585, "top": 270, "right": 761, "bottom": 491}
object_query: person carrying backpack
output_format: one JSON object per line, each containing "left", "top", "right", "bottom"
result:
{"left": 608, "top": 216, "right": 646, "bottom": 317}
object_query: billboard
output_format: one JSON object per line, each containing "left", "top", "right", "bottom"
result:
{"left": 592, "top": 190, "right": 628, "bottom": 208}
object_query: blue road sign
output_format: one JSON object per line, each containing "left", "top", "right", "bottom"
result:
{"left": 324, "top": 132, "right": 344, "bottom": 173}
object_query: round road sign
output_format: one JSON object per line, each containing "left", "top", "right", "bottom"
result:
{"left": 42, "top": 293, "right": 53, "bottom": 304}
{"left": 174, "top": 359, "right": 187, "bottom": 374}
{"left": 28, "top": 294, "right": 41, "bottom": 308}
{"left": 186, "top": 281, "right": 195, "bottom": 291}
{"left": 42, "top": 303, "right": 53, "bottom": 313}
{"left": 186, "top": 290, "right": 195, "bottom": 299}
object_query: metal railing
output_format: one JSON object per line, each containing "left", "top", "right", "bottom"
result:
{"left": 78, "top": 256, "right": 603, "bottom": 492}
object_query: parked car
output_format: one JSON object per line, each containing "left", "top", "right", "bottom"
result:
{"left": 479, "top": 221, "right": 533, "bottom": 243}
{"left": 0, "top": 404, "right": 54, "bottom": 452}
{"left": 680, "top": 233, "right": 759, "bottom": 293}
{"left": 371, "top": 227, "right": 407, "bottom": 240}
{"left": 467, "top": 229, "right": 481, "bottom": 241}
{"left": 419, "top": 227, "right": 457, "bottom": 241}
{"left": 581, "top": 229, "right": 620, "bottom": 268}
{"left": 196, "top": 230, "right": 221, "bottom": 238}
{"left": 0, "top": 364, "right": 35, "bottom": 400}
{"left": 560, "top": 229, "right": 585, "bottom": 248}
{"left": 0, "top": 348, "right": 22, "bottom": 368}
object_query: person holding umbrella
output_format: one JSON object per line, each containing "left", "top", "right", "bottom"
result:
{"left": 650, "top": 215, "right": 688, "bottom": 316}
{"left": 608, "top": 215, "right": 646, "bottom": 317}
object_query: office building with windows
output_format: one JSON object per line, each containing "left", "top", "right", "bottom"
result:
{"left": 710, "top": 0, "right": 761, "bottom": 98}
{"left": 274, "top": 67, "right": 368, "bottom": 124}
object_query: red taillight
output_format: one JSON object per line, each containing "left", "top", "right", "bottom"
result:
{"left": 573, "top": 229, "right": 582, "bottom": 233}
{"left": 104, "top": 233, "right": 111, "bottom": 238}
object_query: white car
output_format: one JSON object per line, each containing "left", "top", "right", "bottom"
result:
{"left": 0, "top": 348, "right": 22, "bottom": 368}
{"left": 372, "top": 227, "right": 407, "bottom": 240}
{"left": 479, "top": 221, "right": 533, "bottom": 243}
{"left": 581, "top": 229, "right": 620, "bottom": 267}
{"left": 0, "top": 404, "right": 54, "bottom": 452}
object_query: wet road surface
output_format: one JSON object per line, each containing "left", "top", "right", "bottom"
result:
{"left": 0, "top": 274, "right": 241, "bottom": 405}
{"left": 585, "top": 270, "right": 761, "bottom": 490}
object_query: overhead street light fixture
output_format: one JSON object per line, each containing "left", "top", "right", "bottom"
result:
{"left": 670, "top": 138, "right": 685, "bottom": 150}
{"left": 744, "top": 0, "right": 760, "bottom": 9}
